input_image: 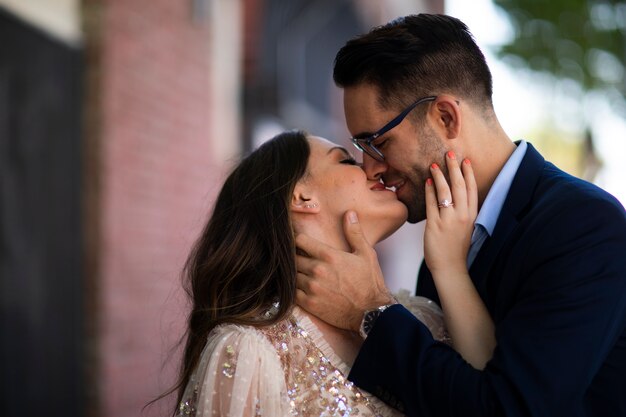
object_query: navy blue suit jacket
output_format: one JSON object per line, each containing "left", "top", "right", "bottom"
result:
{"left": 348, "top": 143, "right": 626, "bottom": 417}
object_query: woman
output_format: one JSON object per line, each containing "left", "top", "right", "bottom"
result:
{"left": 171, "top": 131, "right": 492, "bottom": 416}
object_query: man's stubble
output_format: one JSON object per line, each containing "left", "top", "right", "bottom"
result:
{"left": 402, "top": 124, "right": 447, "bottom": 224}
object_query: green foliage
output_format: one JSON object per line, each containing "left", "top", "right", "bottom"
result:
{"left": 493, "top": 0, "right": 625, "bottom": 97}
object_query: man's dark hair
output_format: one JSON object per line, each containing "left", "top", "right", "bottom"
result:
{"left": 334, "top": 14, "right": 493, "bottom": 112}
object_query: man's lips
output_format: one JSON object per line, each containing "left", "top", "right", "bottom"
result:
{"left": 370, "top": 180, "right": 405, "bottom": 193}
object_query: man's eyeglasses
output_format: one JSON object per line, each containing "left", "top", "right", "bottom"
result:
{"left": 350, "top": 95, "right": 437, "bottom": 162}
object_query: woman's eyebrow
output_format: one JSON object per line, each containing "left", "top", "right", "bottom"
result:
{"left": 327, "top": 146, "right": 352, "bottom": 157}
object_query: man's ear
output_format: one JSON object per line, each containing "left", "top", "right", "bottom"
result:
{"left": 291, "top": 184, "right": 320, "bottom": 214}
{"left": 430, "top": 95, "right": 461, "bottom": 139}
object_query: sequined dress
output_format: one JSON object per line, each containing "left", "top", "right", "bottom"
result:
{"left": 177, "top": 295, "right": 447, "bottom": 417}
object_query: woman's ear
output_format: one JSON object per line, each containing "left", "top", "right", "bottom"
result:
{"left": 291, "top": 185, "right": 320, "bottom": 214}
{"left": 430, "top": 95, "right": 461, "bottom": 139}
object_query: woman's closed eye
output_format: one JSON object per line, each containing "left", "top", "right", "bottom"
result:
{"left": 340, "top": 156, "right": 358, "bottom": 165}
{"left": 329, "top": 146, "right": 359, "bottom": 166}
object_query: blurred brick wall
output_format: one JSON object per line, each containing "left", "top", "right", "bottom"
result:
{"left": 88, "top": 1, "right": 221, "bottom": 415}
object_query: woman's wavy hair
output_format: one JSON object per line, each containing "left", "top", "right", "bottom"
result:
{"left": 160, "top": 130, "right": 310, "bottom": 413}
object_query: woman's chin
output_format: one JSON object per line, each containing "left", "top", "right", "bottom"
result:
{"left": 368, "top": 212, "right": 408, "bottom": 244}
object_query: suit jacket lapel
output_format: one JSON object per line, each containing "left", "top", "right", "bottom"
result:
{"left": 469, "top": 143, "right": 546, "bottom": 306}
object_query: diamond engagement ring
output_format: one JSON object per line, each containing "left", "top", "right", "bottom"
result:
{"left": 438, "top": 199, "right": 454, "bottom": 208}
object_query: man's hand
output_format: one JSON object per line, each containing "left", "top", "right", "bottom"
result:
{"left": 295, "top": 211, "right": 394, "bottom": 332}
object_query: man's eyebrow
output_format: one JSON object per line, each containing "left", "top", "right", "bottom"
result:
{"left": 352, "top": 131, "right": 375, "bottom": 140}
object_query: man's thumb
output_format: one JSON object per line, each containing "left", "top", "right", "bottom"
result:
{"left": 343, "top": 211, "right": 370, "bottom": 252}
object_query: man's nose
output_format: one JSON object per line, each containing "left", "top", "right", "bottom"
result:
{"left": 361, "top": 153, "right": 388, "bottom": 181}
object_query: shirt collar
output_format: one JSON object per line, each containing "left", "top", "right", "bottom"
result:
{"left": 474, "top": 140, "right": 528, "bottom": 237}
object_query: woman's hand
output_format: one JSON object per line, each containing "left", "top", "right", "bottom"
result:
{"left": 423, "top": 151, "right": 477, "bottom": 276}
{"left": 423, "top": 151, "right": 495, "bottom": 370}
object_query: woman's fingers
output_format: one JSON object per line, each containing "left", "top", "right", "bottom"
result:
{"left": 429, "top": 161, "right": 452, "bottom": 210}
{"left": 462, "top": 158, "right": 478, "bottom": 220}
{"left": 424, "top": 152, "right": 478, "bottom": 278}
{"left": 429, "top": 151, "right": 477, "bottom": 221}
{"left": 425, "top": 177, "right": 439, "bottom": 222}
{"left": 444, "top": 151, "right": 468, "bottom": 212}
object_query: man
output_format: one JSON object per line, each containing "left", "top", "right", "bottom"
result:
{"left": 295, "top": 14, "right": 626, "bottom": 417}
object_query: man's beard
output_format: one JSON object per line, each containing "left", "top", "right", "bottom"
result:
{"left": 403, "top": 126, "right": 447, "bottom": 224}
{"left": 402, "top": 171, "right": 428, "bottom": 223}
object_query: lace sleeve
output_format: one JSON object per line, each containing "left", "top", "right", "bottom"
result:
{"left": 178, "top": 325, "right": 289, "bottom": 417}
{"left": 394, "top": 289, "right": 451, "bottom": 344}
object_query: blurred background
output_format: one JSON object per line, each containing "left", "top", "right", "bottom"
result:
{"left": 0, "top": 0, "right": 624, "bottom": 416}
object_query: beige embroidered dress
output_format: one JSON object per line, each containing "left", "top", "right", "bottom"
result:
{"left": 177, "top": 294, "right": 447, "bottom": 417}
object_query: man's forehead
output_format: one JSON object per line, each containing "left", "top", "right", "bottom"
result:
{"left": 343, "top": 84, "right": 381, "bottom": 106}
{"left": 343, "top": 85, "right": 387, "bottom": 133}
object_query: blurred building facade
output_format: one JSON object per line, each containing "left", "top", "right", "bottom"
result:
{"left": 0, "top": 0, "right": 442, "bottom": 416}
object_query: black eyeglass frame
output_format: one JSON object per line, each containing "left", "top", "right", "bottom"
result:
{"left": 350, "top": 95, "right": 437, "bottom": 162}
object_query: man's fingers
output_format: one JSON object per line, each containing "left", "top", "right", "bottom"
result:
{"left": 295, "top": 232, "right": 334, "bottom": 261}
{"left": 296, "top": 276, "right": 324, "bottom": 314}
{"left": 296, "top": 271, "right": 312, "bottom": 292}
{"left": 296, "top": 256, "right": 335, "bottom": 296}
{"left": 342, "top": 211, "right": 372, "bottom": 254}
{"left": 295, "top": 253, "right": 316, "bottom": 274}
{"left": 295, "top": 288, "right": 312, "bottom": 311}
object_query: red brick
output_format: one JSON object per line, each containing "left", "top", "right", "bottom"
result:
{"left": 93, "top": 0, "right": 219, "bottom": 415}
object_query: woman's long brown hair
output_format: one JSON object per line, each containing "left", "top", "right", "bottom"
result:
{"left": 160, "top": 130, "right": 310, "bottom": 414}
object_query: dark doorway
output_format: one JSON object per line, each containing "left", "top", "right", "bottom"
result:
{"left": 0, "top": 7, "right": 83, "bottom": 417}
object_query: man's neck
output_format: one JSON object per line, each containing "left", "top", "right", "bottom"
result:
{"left": 465, "top": 126, "right": 517, "bottom": 210}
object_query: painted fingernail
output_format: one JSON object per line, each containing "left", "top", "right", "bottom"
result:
{"left": 447, "top": 151, "right": 456, "bottom": 159}
{"left": 463, "top": 158, "right": 471, "bottom": 165}
{"left": 431, "top": 163, "right": 439, "bottom": 170}
{"left": 426, "top": 178, "right": 433, "bottom": 186}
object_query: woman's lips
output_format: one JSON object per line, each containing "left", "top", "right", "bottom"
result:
{"left": 371, "top": 180, "right": 404, "bottom": 195}
{"left": 370, "top": 182, "right": 387, "bottom": 191}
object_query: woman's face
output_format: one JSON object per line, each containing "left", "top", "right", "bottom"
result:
{"left": 303, "top": 136, "right": 408, "bottom": 243}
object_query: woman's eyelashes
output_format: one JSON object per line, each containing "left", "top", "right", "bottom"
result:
{"left": 340, "top": 156, "right": 358, "bottom": 165}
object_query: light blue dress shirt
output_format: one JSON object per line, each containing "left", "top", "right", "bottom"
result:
{"left": 467, "top": 141, "right": 528, "bottom": 267}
